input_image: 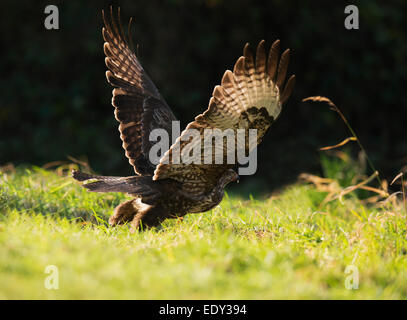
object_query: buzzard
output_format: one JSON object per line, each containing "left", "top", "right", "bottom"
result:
{"left": 72, "top": 8, "right": 295, "bottom": 230}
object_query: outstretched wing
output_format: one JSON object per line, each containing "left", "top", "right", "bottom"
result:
{"left": 102, "top": 8, "right": 177, "bottom": 176}
{"left": 153, "top": 40, "right": 295, "bottom": 192}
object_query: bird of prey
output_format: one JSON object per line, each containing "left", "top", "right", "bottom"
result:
{"left": 72, "top": 8, "right": 295, "bottom": 231}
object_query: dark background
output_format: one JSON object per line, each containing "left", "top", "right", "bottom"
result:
{"left": 1, "top": 0, "right": 406, "bottom": 190}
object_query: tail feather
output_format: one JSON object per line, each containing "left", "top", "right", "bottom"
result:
{"left": 72, "top": 170, "right": 159, "bottom": 200}
{"left": 72, "top": 170, "right": 124, "bottom": 182}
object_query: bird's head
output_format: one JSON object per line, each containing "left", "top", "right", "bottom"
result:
{"left": 220, "top": 169, "right": 240, "bottom": 188}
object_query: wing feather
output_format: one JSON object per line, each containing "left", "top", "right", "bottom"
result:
{"left": 267, "top": 39, "right": 280, "bottom": 80}
{"left": 153, "top": 40, "right": 295, "bottom": 191}
{"left": 102, "top": 8, "right": 177, "bottom": 176}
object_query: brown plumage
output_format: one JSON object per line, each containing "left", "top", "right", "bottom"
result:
{"left": 72, "top": 8, "right": 295, "bottom": 231}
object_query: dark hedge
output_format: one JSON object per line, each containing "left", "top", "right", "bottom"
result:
{"left": 1, "top": 0, "right": 406, "bottom": 188}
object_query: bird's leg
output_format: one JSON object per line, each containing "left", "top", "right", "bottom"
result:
{"left": 129, "top": 205, "right": 167, "bottom": 232}
{"left": 109, "top": 199, "right": 138, "bottom": 226}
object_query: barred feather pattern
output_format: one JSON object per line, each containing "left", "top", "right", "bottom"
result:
{"left": 102, "top": 8, "right": 177, "bottom": 176}
{"left": 153, "top": 40, "right": 295, "bottom": 191}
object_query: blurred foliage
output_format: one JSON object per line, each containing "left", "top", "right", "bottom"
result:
{"left": 1, "top": 0, "right": 406, "bottom": 188}
{"left": 320, "top": 149, "right": 366, "bottom": 188}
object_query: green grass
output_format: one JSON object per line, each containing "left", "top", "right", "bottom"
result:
{"left": 0, "top": 164, "right": 406, "bottom": 299}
